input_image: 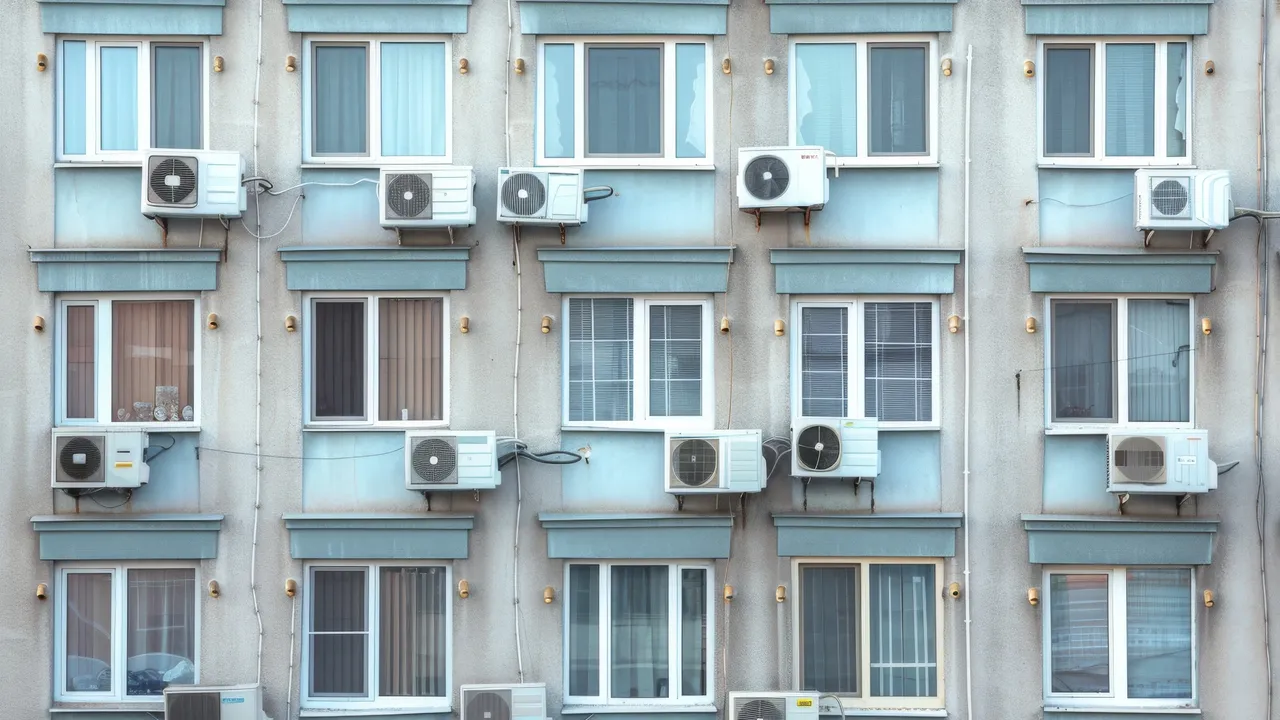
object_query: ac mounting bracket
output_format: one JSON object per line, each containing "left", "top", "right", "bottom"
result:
{"left": 473, "top": 489, "right": 480, "bottom": 503}
{"left": 559, "top": 223, "right": 567, "bottom": 244}
{"left": 421, "top": 491, "right": 432, "bottom": 511}
{"left": 738, "top": 492, "right": 748, "bottom": 529}
{"left": 1117, "top": 492, "right": 1130, "bottom": 514}
{"left": 803, "top": 208, "right": 812, "bottom": 227}
{"left": 1176, "top": 493, "right": 1193, "bottom": 515}
{"left": 802, "top": 477, "right": 810, "bottom": 512}
{"left": 149, "top": 216, "right": 169, "bottom": 247}
{"left": 748, "top": 209, "right": 761, "bottom": 232}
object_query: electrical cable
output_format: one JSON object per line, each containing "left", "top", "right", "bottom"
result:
{"left": 248, "top": 0, "right": 267, "bottom": 691}
{"left": 1256, "top": 0, "right": 1273, "bottom": 711}
{"left": 819, "top": 694, "right": 848, "bottom": 720}
{"left": 198, "top": 445, "right": 405, "bottom": 461}
{"left": 1029, "top": 194, "right": 1133, "bottom": 208}
{"left": 512, "top": 227, "right": 528, "bottom": 683}
{"left": 961, "top": 43, "right": 975, "bottom": 720}
{"left": 239, "top": 194, "right": 303, "bottom": 240}
{"left": 1016, "top": 346, "right": 1200, "bottom": 375}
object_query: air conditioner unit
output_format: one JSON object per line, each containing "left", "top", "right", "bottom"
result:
{"left": 728, "top": 692, "right": 821, "bottom": 720}
{"left": 142, "top": 150, "right": 247, "bottom": 219}
{"left": 497, "top": 167, "right": 587, "bottom": 225}
{"left": 1134, "top": 168, "right": 1232, "bottom": 231}
{"left": 1107, "top": 430, "right": 1218, "bottom": 495}
{"left": 737, "top": 146, "right": 829, "bottom": 212}
{"left": 51, "top": 428, "right": 150, "bottom": 490}
{"left": 164, "top": 683, "right": 266, "bottom": 720}
{"left": 665, "top": 429, "right": 766, "bottom": 494}
{"left": 791, "top": 417, "right": 880, "bottom": 478}
{"left": 461, "top": 683, "right": 547, "bottom": 720}
{"left": 405, "top": 430, "right": 500, "bottom": 491}
{"left": 379, "top": 166, "right": 477, "bottom": 229}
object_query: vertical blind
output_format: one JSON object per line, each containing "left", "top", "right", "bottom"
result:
{"left": 378, "top": 298, "right": 444, "bottom": 422}
{"left": 869, "top": 47, "right": 927, "bottom": 155}
{"left": 799, "top": 565, "right": 858, "bottom": 694}
{"left": 679, "top": 569, "right": 707, "bottom": 697}
{"left": 65, "top": 305, "right": 96, "bottom": 420}
{"left": 675, "top": 44, "right": 707, "bottom": 159}
{"left": 126, "top": 569, "right": 196, "bottom": 695}
{"left": 379, "top": 567, "right": 447, "bottom": 698}
{"left": 1051, "top": 301, "right": 1115, "bottom": 421}
{"left": 313, "top": 301, "right": 366, "bottom": 420}
{"left": 1049, "top": 573, "right": 1110, "bottom": 693}
{"left": 568, "top": 298, "right": 634, "bottom": 422}
{"left": 1105, "top": 44, "right": 1155, "bottom": 157}
{"left": 100, "top": 46, "right": 139, "bottom": 152}
{"left": 649, "top": 305, "right": 702, "bottom": 418}
{"left": 152, "top": 45, "right": 201, "bottom": 150}
{"left": 1127, "top": 300, "right": 1191, "bottom": 423}
{"left": 568, "top": 565, "right": 601, "bottom": 696}
{"left": 544, "top": 44, "right": 576, "bottom": 159}
{"left": 1044, "top": 47, "right": 1092, "bottom": 156}
{"left": 63, "top": 40, "right": 88, "bottom": 155}
{"left": 587, "top": 47, "right": 662, "bottom": 156}
{"left": 800, "top": 307, "right": 850, "bottom": 418}
{"left": 310, "top": 569, "right": 368, "bottom": 697}
{"left": 314, "top": 45, "right": 368, "bottom": 155}
{"left": 381, "top": 43, "right": 446, "bottom": 157}
{"left": 610, "top": 565, "right": 669, "bottom": 699}
{"left": 868, "top": 565, "right": 936, "bottom": 697}
{"left": 863, "top": 302, "right": 932, "bottom": 423}
{"left": 65, "top": 572, "right": 114, "bottom": 693}
{"left": 112, "top": 300, "right": 195, "bottom": 423}
{"left": 1126, "top": 569, "right": 1192, "bottom": 699}
{"left": 795, "top": 44, "right": 858, "bottom": 157}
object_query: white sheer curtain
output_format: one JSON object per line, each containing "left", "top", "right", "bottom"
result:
{"left": 869, "top": 565, "right": 936, "bottom": 697}
{"left": 587, "top": 47, "right": 662, "bottom": 155}
{"left": 381, "top": 43, "right": 446, "bottom": 157}
{"left": 1128, "top": 300, "right": 1191, "bottom": 423}
{"left": 675, "top": 44, "right": 706, "bottom": 158}
{"left": 568, "top": 565, "right": 601, "bottom": 696}
{"left": 1049, "top": 574, "right": 1110, "bottom": 693}
{"left": 795, "top": 44, "right": 857, "bottom": 157}
{"left": 314, "top": 46, "right": 368, "bottom": 155}
{"left": 544, "top": 44, "right": 576, "bottom": 158}
{"left": 800, "top": 307, "right": 849, "bottom": 418}
{"left": 379, "top": 567, "right": 447, "bottom": 697}
{"left": 800, "top": 565, "right": 857, "bottom": 693}
{"left": 1126, "top": 569, "right": 1192, "bottom": 699}
{"left": 1166, "top": 43, "right": 1188, "bottom": 157}
{"left": 568, "top": 298, "right": 634, "bottom": 422}
{"left": 65, "top": 572, "right": 113, "bottom": 693}
{"left": 1052, "top": 301, "right": 1115, "bottom": 421}
{"left": 649, "top": 305, "right": 702, "bottom": 417}
{"left": 100, "top": 46, "right": 138, "bottom": 152}
{"left": 126, "top": 569, "right": 196, "bottom": 696}
{"left": 610, "top": 566, "right": 669, "bottom": 699}
{"left": 1044, "top": 47, "right": 1092, "bottom": 155}
{"left": 1105, "top": 44, "right": 1156, "bottom": 157}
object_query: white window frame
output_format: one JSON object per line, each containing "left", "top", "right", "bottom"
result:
{"left": 788, "top": 36, "right": 940, "bottom": 168}
{"left": 302, "top": 292, "right": 451, "bottom": 429}
{"left": 1037, "top": 37, "right": 1194, "bottom": 168}
{"left": 55, "top": 37, "right": 211, "bottom": 164}
{"left": 1041, "top": 566, "right": 1198, "bottom": 709}
{"left": 53, "top": 562, "right": 200, "bottom": 705}
{"left": 790, "top": 558, "right": 945, "bottom": 710}
{"left": 301, "top": 562, "right": 453, "bottom": 712}
{"left": 301, "top": 35, "right": 454, "bottom": 166}
{"left": 1043, "top": 295, "right": 1196, "bottom": 433}
{"left": 54, "top": 295, "right": 203, "bottom": 429}
{"left": 790, "top": 298, "right": 940, "bottom": 429}
{"left": 562, "top": 561, "right": 716, "bottom": 708}
{"left": 561, "top": 295, "right": 715, "bottom": 431}
{"left": 535, "top": 37, "right": 714, "bottom": 169}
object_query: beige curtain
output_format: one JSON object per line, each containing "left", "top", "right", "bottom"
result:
{"left": 112, "top": 300, "right": 194, "bottom": 423}
{"left": 378, "top": 298, "right": 443, "bottom": 421}
{"left": 65, "top": 572, "right": 113, "bottom": 692}
{"left": 65, "top": 305, "right": 96, "bottom": 419}
{"left": 379, "top": 567, "right": 446, "bottom": 697}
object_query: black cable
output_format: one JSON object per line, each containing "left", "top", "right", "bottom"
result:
{"left": 197, "top": 445, "right": 405, "bottom": 461}
{"left": 145, "top": 434, "right": 178, "bottom": 462}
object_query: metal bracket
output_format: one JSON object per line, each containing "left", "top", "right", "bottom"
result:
{"left": 422, "top": 491, "right": 433, "bottom": 511}
{"left": 676, "top": 494, "right": 685, "bottom": 511}
{"left": 152, "top": 217, "right": 169, "bottom": 247}
{"left": 1200, "top": 228, "right": 1215, "bottom": 249}
{"left": 559, "top": 223, "right": 567, "bottom": 245}
{"left": 1177, "top": 493, "right": 1193, "bottom": 515}
{"left": 1143, "top": 229, "right": 1156, "bottom": 247}
{"left": 448, "top": 226, "right": 455, "bottom": 245}
{"left": 1117, "top": 492, "right": 1130, "bottom": 514}
{"left": 802, "top": 478, "right": 810, "bottom": 512}
{"left": 748, "top": 209, "right": 761, "bottom": 232}
{"left": 739, "top": 492, "right": 747, "bottom": 529}
{"left": 803, "top": 208, "right": 812, "bottom": 227}
{"left": 474, "top": 489, "right": 480, "bottom": 503}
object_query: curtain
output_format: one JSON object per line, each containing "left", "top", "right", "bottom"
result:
{"left": 800, "top": 565, "right": 857, "bottom": 693}
{"left": 314, "top": 45, "right": 368, "bottom": 155}
{"left": 679, "top": 569, "right": 707, "bottom": 697}
{"left": 152, "top": 45, "right": 201, "bottom": 150}
{"left": 311, "top": 569, "right": 368, "bottom": 697}
{"left": 65, "top": 572, "right": 113, "bottom": 693}
{"left": 864, "top": 302, "right": 932, "bottom": 422}
{"left": 1128, "top": 300, "right": 1191, "bottom": 423}
{"left": 568, "top": 565, "right": 601, "bottom": 696}
{"left": 869, "top": 565, "right": 936, "bottom": 697}
{"left": 378, "top": 298, "right": 443, "bottom": 422}
{"left": 126, "top": 569, "right": 196, "bottom": 696}
{"left": 795, "top": 44, "right": 857, "bottom": 157}
{"left": 1052, "top": 301, "right": 1115, "bottom": 421}
{"left": 314, "top": 300, "right": 365, "bottom": 420}
{"left": 66, "top": 305, "right": 96, "bottom": 420}
{"left": 869, "top": 46, "right": 927, "bottom": 154}
{"left": 1044, "top": 47, "right": 1092, "bottom": 155}
{"left": 100, "top": 46, "right": 138, "bottom": 152}
{"left": 544, "top": 44, "right": 576, "bottom": 159}
{"left": 379, "top": 567, "right": 446, "bottom": 697}
{"left": 675, "top": 44, "right": 706, "bottom": 158}
{"left": 1105, "top": 44, "right": 1155, "bottom": 157}
{"left": 63, "top": 41, "right": 87, "bottom": 155}
{"left": 800, "top": 307, "right": 849, "bottom": 418}
{"left": 1167, "top": 43, "right": 1188, "bottom": 157}
{"left": 112, "top": 300, "right": 194, "bottom": 423}
{"left": 381, "top": 43, "right": 446, "bottom": 157}
{"left": 587, "top": 47, "right": 662, "bottom": 155}
{"left": 1126, "top": 569, "right": 1192, "bottom": 699}
{"left": 649, "top": 305, "right": 702, "bottom": 418}
{"left": 568, "top": 298, "right": 634, "bottom": 422}
{"left": 610, "top": 566, "right": 669, "bottom": 699}
{"left": 1049, "top": 574, "right": 1110, "bottom": 693}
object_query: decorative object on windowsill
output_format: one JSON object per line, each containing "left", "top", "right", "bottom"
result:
{"left": 542, "top": 315, "right": 553, "bottom": 334}
{"left": 459, "top": 58, "right": 469, "bottom": 75}
{"left": 285, "top": 55, "right": 297, "bottom": 73}
{"left": 213, "top": 56, "right": 224, "bottom": 73}
{"left": 763, "top": 58, "right": 775, "bottom": 76}
{"left": 1023, "top": 60, "right": 1035, "bottom": 78}
{"left": 285, "top": 578, "right": 297, "bottom": 597}
{"left": 720, "top": 316, "right": 730, "bottom": 334}
{"left": 207, "top": 312, "right": 219, "bottom": 330}
{"left": 36, "top": 53, "right": 47, "bottom": 72}
{"left": 544, "top": 586, "right": 555, "bottom": 604}
{"left": 458, "top": 579, "right": 471, "bottom": 598}
{"left": 33, "top": 315, "right": 44, "bottom": 332}
{"left": 1202, "top": 317, "right": 1212, "bottom": 335}
{"left": 208, "top": 580, "right": 220, "bottom": 598}
{"left": 460, "top": 316, "right": 470, "bottom": 334}
{"left": 948, "top": 581, "right": 962, "bottom": 599}
{"left": 1028, "top": 587, "right": 1040, "bottom": 606}
{"left": 36, "top": 583, "right": 48, "bottom": 601}
{"left": 775, "top": 585, "right": 786, "bottom": 603}
{"left": 515, "top": 58, "right": 526, "bottom": 75}
{"left": 948, "top": 314, "right": 961, "bottom": 333}
{"left": 722, "top": 58, "right": 732, "bottom": 75}
{"left": 1026, "top": 316, "right": 1037, "bottom": 333}
{"left": 774, "top": 319, "right": 785, "bottom": 336}
{"left": 723, "top": 584, "right": 735, "bottom": 602}
{"left": 182, "top": 406, "right": 194, "bottom": 422}
{"left": 1204, "top": 589, "right": 1215, "bottom": 607}
{"left": 942, "top": 58, "right": 952, "bottom": 77}
{"left": 285, "top": 314, "right": 297, "bottom": 332}
{"left": 157, "top": 386, "right": 180, "bottom": 423}
{"left": 1205, "top": 60, "right": 1215, "bottom": 75}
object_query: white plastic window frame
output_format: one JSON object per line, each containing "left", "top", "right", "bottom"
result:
{"left": 1041, "top": 566, "right": 1198, "bottom": 709}
{"left": 1037, "top": 37, "right": 1194, "bottom": 168}
{"left": 787, "top": 36, "right": 940, "bottom": 168}
{"left": 535, "top": 37, "right": 714, "bottom": 169}
{"left": 301, "top": 35, "right": 454, "bottom": 166}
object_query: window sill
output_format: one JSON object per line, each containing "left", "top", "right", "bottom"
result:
{"left": 300, "top": 707, "right": 451, "bottom": 717}
{"left": 1043, "top": 707, "right": 1200, "bottom": 715}
{"left": 819, "top": 710, "right": 947, "bottom": 718}
{"left": 51, "top": 702, "right": 164, "bottom": 712}
{"left": 300, "top": 162, "right": 454, "bottom": 170}
{"left": 1037, "top": 161, "right": 1197, "bottom": 171}
{"left": 53, "top": 161, "right": 144, "bottom": 169}
{"left": 562, "top": 705, "right": 717, "bottom": 715}
{"left": 561, "top": 424, "right": 714, "bottom": 433}
{"left": 1045, "top": 424, "right": 1197, "bottom": 435}
{"left": 303, "top": 423, "right": 449, "bottom": 432}
{"left": 829, "top": 160, "right": 940, "bottom": 170}
{"left": 55, "top": 423, "right": 201, "bottom": 433}
{"left": 536, "top": 160, "right": 716, "bottom": 171}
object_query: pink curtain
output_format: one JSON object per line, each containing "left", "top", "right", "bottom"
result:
{"left": 65, "top": 305, "right": 96, "bottom": 419}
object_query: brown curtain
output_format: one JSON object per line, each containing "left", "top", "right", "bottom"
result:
{"left": 313, "top": 300, "right": 366, "bottom": 420}
{"left": 112, "top": 300, "right": 195, "bottom": 423}
{"left": 65, "top": 572, "right": 113, "bottom": 692}
{"left": 65, "top": 305, "right": 96, "bottom": 419}
{"left": 378, "top": 298, "right": 443, "bottom": 421}
{"left": 379, "top": 566, "right": 446, "bottom": 697}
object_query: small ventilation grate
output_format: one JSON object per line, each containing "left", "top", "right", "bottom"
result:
{"left": 744, "top": 155, "right": 791, "bottom": 201}
{"left": 672, "top": 439, "right": 718, "bottom": 487}
{"left": 387, "top": 173, "right": 432, "bottom": 218}
{"left": 1114, "top": 436, "right": 1166, "bottom": 484}
{"left": 1151, "top": 179, "right": 1190, "bottom": 217}
{"left": 464, "top": 691, "right": 512, "bottom": 720}
{"left": 735, "top": 699, "right": 785, "bottom": 720}
{"left": 501, "top": 173, "right": 547, "bottom": 217}
{"left": 149, "top": 157, "right": 198, "bottom": 205}
{"left": 58, "top": 437, "right": 103, "bottom": 481}
{"left": 411, "top": 438, "right": 458, "bottom": 484}
{"left": 796, "top": 424, "right": 842, "bottom": 472}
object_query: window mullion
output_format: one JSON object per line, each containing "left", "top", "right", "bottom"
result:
{"left": 1112, "top": 569, "right": 1128, "bottom": 700}
{"left": 370, "top": 41, "right": 382, "bottom": 162}
{"left": 1153, "top": 42, "right": 1169, "bottom": 162}
{"left": 367, "top": 565, "right": 378, "bottom": 702}
{"left": 670, "top": 565, "right": 682, "bottom": 700}
{"left": 115, "top": 566, "right": 127, "bottom": 701}
{"left": 600, "top": 563, "right": 611, "bottom": 700}
{"left": 98, "top": 301, "right": 112, "bottom": 424}
{"left": 859, "top": 563, "right": 871, "bottom": 698}
{"left": 663, "top": 42, "right": 677, "bottom": 159}
{"left": 1116, "top": 299, "right": 1129, "bottom": 424}
{"left": 850, "top": 302, "right": 861, "bottom": 420}
{"left": 635, "top": 300, "right": 647, "bottom": 423}
{"left": 856, "top": 43, "right": 869, "bottom": 158}
{"left": 366, "top": 298, "right": 377, "bottom": 422}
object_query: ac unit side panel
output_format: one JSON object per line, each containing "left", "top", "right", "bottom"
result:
{"left": 724, "top": 430, "right": 765, "bottom": 492}
{"left": 547, "top": 171, "right": 588, "bottom": 223}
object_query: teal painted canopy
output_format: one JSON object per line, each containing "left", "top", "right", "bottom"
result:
{"left": 282, "top": 0, "right": 470, "bottom": 33}
{"left": 538, "top": 247, "right": 734, "bottom": 294}
{"left": 1022, "top": 248, "right": 1217, "bottom": 293}
{"left": 1023, "top": 515, "right": 1219, "bottom": 565}
{"left": 284, "top": 514, "right": 474, "bottom": 559}
{"left": 1023, "top": 0, "right": 1212, "bottom": 35}
{"left": 39, "top": 0, "right": 226, "bottom": 35}
{"left": 539, "top": 513, "right": 734, "bottom": 559}
{"left": 772, "top": 514, "right": 963, "bottom": 557}
{"left": 519, "top": 0, "right": 728, "bottom": 34}
{"left": 31, "top": 514, "right": 223, "bottom": 560}
{"left": 767, "top": 0, "right": 957, "bottom": 34}
{"left": 278, "top": 246, "right": 469, "bottom": 291}
{"left": 29, "top": 248, "right": 222, "bottom": 292}
{"left": 770, "top": 247, "right": 962, "bottom": 295}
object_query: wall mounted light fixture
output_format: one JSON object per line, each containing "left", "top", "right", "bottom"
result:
{"left": 33, "top": 315, "right": 45, "bottom": 332}
{"left": 948, "top": 315, "right": 961, "bottom": 333}
{"left": 286, "top": 55, "right": 297, "bottom": 73}
{"left": 764, "top": 58, "right": 775, "bottom": 75}
{"left": 722, "top": 58, "right": 732, "bottom": 75}
{"left": 37, "top": 53, "right": 48, "bottom": 72}
{"left": 36, "top": 583, "right": 48, "bottom": 601}
{"left": 1026, "top": 317, "right": 1037, "bottom": 334}
{"left": 213, "top": 56, "right": 225, "bottom": 73}
{"left": 1202, "top": 317, "right": 1212, "bottom": 336}
{"left": 460, "top": 316, "right": 470, "bottom": 334}
{"left": 774, "top": 319, "right": 785, "bottom": 336}
{"left": 1028, "top": 587, "right": 1040, "bottom": 606}
{"left": 285, "top": 315, "right": 297, "bottom": 333}
{"left": 458, "top": 580, "right": 470, "bottom": 599}
{"left": 1024, "top": 60, "right": 1035, "bottom": 77}
{"left": 459, "top": 58, "right": 469, "bottom": 74}
{"left": 285, "top": 578, "right": 297, "bottom": 597}
{"left": 207, "top": 313, "right": 219, "bottom": 330}
{"left": 208, "top": 580, "right": 220, "bottom": 598}
{"left": 942, "top": 58, "right": 952, "bottom": 76}
{"left": 515, "top": 58, "right": 526, "bottom": 75}
{"left": 776, "top": 585, "right": 786, "bottom": 603}
{"left": 544, "top": 586, "right": 555, "bottom": 604}
{"left": 542, "top": 316, "right": 553, "bottom": 334}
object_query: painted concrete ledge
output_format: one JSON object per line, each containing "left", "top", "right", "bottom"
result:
{"left": 1022, "top": 247, "right": 1217, "bottom": 294}
{"left": 29, "top": 248, "right": 223, "bottom": 293}
{"left": 1043, "top": 708, "right": 1201, "bottom": 720}
{"left": 39, "top": 0, "right": 225, "bottom": 35}
{"left": 284, "top": 513, "right": 475, "bottom": 559}
{"left": 299, "top": 712, "right": 450, "bottom": 720}
{"left": 1022, "top": 515, "right": 1219, "bottom": 565}
{"left": 770, "top": 247, "right": 962, "bottom": 295}
{"left": 1022, "top": 0, "right": 1211, "bottom": 36}
{"left": 278, "top": 246, "right": 470, "bottom": 291}
{"left": 283, "top": 0, "right": 470, "bottom": 34}
{"left": 772, "top": 513, "right": 963, "bottom": 558}
{"left": 562, "top": 707, "right": 716, "bottom": 719}
{"left": 538, "top": 246, "right": 734, "bottom": 294}
{"left": 31, "top": 514, "right": 223, "bottom": 560}
{"left": 519, "top": 0, "right": 727, "bottom": 35}
{"left": 539, "top": 513, "right": 734, "bottom": 559}
{"left": 767, "top": 0, "right": 956, "bottom": 34}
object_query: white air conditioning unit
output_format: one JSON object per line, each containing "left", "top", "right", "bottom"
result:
{"left": 142, "top": 150, "right": 247, "bottom": 219}
{"left": 1134, "top": 168, "right": 1232, "bottom": 231}
{"left": 737, "top": 146, "right": 829, "bottom": 212}
{"left": 51, "top": 428, "right": 150, "bottom": 490}
{"left": 497, "top": 167, "right": 587, "bottom": 225}
{"left": 728, "top": 692, "right": 821, "bottom": 720}
{"left": 1107, "top": 430, "right": 1218, "bottom": 495}
{"left": 164, "top": 683, "right": 266, "bottom": 720}
{"left": 665, "top": 429, "right": 765, "bottom": 494}
{"left": 791, "top": 417, "right": 880, "bottom": 478}
{"left": 405, "top": 430, "right": 500, "bottom": 491}
{"left": 379, "top": 166, "right": 477, "bottom": 229}
{"left": 461, "top": 683, "right": 547, "bottom": 720}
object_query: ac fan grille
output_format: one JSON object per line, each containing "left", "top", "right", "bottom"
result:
{"left": 148, "top": 156, "right": 198, "bottom": 205}
{"left": 796, "top": 424, "right": 842, "bottom": 472}
{"left": 1113, "top": 436, "right": 1166, "bottom": 484}
{"left": 411, "top": 438, "right": 459, "bottom": 484}
{"left": 671, "top": 438, "right": 719, "bottom": 487}
{"left": 387, "top": 173, "right": 432, "bottom": 219}
{"left": 165, "top": 692, "right": 221, "bottom": 720}
{"left": 1151, "top": 179, "right": 1190, "bottom": 217}
{"left": 501, "top": 173, "right": 548, "bottom": 217}
{"left": 744, "top": 155, "right": 791, "bottom": 201}
{"left": 464, "top": 690, "right": 512, "bottom": 720}
{"left": 58, "top": 436, "right": 104, "bottom": 481}
{"left": 735, "top": 698, "right": 785, "bottom": 720}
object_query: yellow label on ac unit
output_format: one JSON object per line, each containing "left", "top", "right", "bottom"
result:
{"left": 796, "top": 698, "right": 813, "bottom": 707}
{"left": 114, "top": 462, "right": 133, "bottom": 468}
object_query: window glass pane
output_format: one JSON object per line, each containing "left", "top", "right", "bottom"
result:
{"left": 800, "top": 565, "right": 857, "bottom": 694}
{"left": 63, "top": 41, "right": 87, "bottom": 155}
{"left": 382, "top": 43, "right": 446, "bottom": 157}
{"left": 126, "top": 569, "right": 196, "bottom": 697}
{"left": 795, "top": 44, "right": 857, "bottom": 157}
{"left": 1045, "top": 47, "right": 1092, "bottom": 156}
{"left": 544, "top": 44, "right": 576, "bottom": 159}
{"left": 569, "top": 565, "right": 601, "bottom": 696}
{"left": 112, "top": 300, "right": 195, "bottom": 423}
{"left": 801, "top": 307, "right": 849, "bottom": 418}
{"left": 378, "top": 298, "right": 444, "bottom": 422}
{"left": 1126, "top": 568, "right": 1192, "bottom": 699}
{"left": 379, "top": 567, "right": 447, "bottom": 697}
{"left": 1167, "top": 43, "right": 1188, "bottom": 157}
{"left": 869, "top": 565, "right": 937, "bottom": 697}
{"left": 568, "top": 298, "right": 634, "bottom": 422}
{"left": 1128, "top": 300, "right": 1191, "bottom": 423}
{"left": 66, "top": 305, "right": 96, "bottom": 420}
{"left": 587, "top": 46, "right": 661, "bottom": 156}
{"left": 675, "top": 44, "right": 707, "bottom": 159}
{"left": 311, "top": 569, "right": 368, "bottom": 697}
{"left": 1052, "top": 301, "right": 1115, "bottom": 422}
{"left": 314, "top": 301, "right": 366, "bottom": 420}
{"left": 869, "top": 46, "right": 927, "bottom": 154}
{"left": 680, "top": 569, "right": 707, "bottom": 696}
{"left": 152, "top": 46, "right": 201, "bottom": 150}
{"left": 610, "top": 565, "right": 669, "bottom": 699}
{"left": 65, "top": 572, "right": 113, "bottom": 693}
{"left": 314, "top": 45, "right": 368, "bottom": 155}
{"left": 100, "top": 46, "right": 138, "bottom": 152}
{"left": 1106, "top": 44, "right": 1156, "bottom": 157}
{"left": 864, "top": 302, "right": 932, "bottom": 422}
{"left": 1049, "top": 573, "right": 1110, "bottom": 694}
{"left": 650, "top": 305, "right": 703, "bottom": 418}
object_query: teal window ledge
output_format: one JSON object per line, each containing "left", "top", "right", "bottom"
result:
{"left": 770, "top": 248, "right": 962, "bottom": 295}
{"left": 278, "top": 246, "right": 469, "bottom": 292}
{"left": 539, "top": 513, "right": 733, "bottom": 559}
{"left": 32, "top": 514, "right": 223, "bottom": 560}
{"left": 562, "top": 708, "right": 718, "bottom": 719}
{"left": 538, "top": 246, "right": 734, "bottom": 294}
{"left": 519, "top": 0, "right": 727, "bottom": 35}
{"left": 39, "top": 0, "right": 225, "bottom": 35}
{"left": 283, "top": 0, "right": 470, "bottom": 33}
{"left": 1043, "top": 709, "right": 1201, "bottom": 720}
{"left": 1023, "top": 248, "right": 1217, "bottom": 294}
{"left": 772, "top": 513, "right": 962, "bottom": 558}
{"left": 299, "top": 712, "right": 451, "bottom": 720}
{"left": 30, "top": 248, "right": 222, "bottom": 293}
{"left": 767, "top": 0, "right": 957, "bottom": 34}
{"left": 284, "top": 514, "right": 474, "bottom": 559}
{"left": 1023, "top": 515, "right": 1219, "bottom": 565}
{"left": 1023, "top": 0, "right": 1211, "bottom": 36}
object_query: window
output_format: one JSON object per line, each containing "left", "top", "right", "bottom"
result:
{"left": 564, "top": 562, "right": 712, "bottom": 706}
{"left": 304, "top": 564, "right": 451, "bottom": 711}
{"left": 1039, "top": 39, "right": 1190, "bottom": 165}
{"left": 537, "top": 38, "right": 712, "bottom": 166}
{"left": 1044, "top": 568, "right": 1194, "bottom": 706}
{"left": 792, "top": 300, "right": 938, "bottom": 426}
{"left": 564, "top": 297, "right": 714, "bottom": 429}
{"left": 303, "top": 37, "right": 452, "bottom": 164}
{"left": 793, "top": 561, "right": 942, "bottom": 708}
{"left": 305, "top": 295, "right": 448, "bottom": 426}
{"left": 789, "top": 37, "right": 938, "bottom": 166}
{"left": 58, "top": 38, "right": 207, "bottom": 162}
{"left": 1047, "top": 297, "right": 1193, "bottom": 427}
{"left": 55, "top": 565, "right": 197, "bottom": 703}
{"left": 56, "top": 298, "right": 199, "bottom": 427}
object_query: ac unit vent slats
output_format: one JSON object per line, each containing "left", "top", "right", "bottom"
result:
{"left": 148, "top": 156, "right": 199, "bottom": 206}
{"left": 502, "top": 172, "right": 548, "bottom": 217}
{"left": 386, "top": 173, "right": 432, "bottom": 219}
{"left": 744, "top": 155, "right": 790, "bottom": 201}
